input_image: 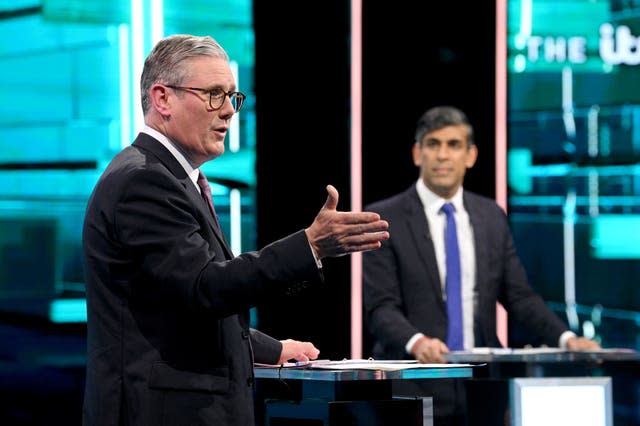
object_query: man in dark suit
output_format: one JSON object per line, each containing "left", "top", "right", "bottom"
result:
{"left": 362, "top": 105, "right": 598, "bottom": 425}
{"left": 82, "top": 34, "right": 389, "bottom": 426}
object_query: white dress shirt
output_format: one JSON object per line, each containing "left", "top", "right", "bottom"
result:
{"left": 141, "top": 125, "right": 201, "bottom": 192}
{"left": 405, "top": 180, "right": 476, "bottom": 351}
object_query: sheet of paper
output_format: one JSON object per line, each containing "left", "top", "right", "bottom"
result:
{"left": 255, "top": 358, "right": 474, "bottom": 371}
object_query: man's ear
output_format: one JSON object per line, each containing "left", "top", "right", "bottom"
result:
{"left": 465, "top": 144, "right": 478, "bottom": 169}
{"left": 149, "top": 84, "right": 171, "bottom": 117}
{"left": 412, "top": 142, "right": 422, "bottom": 167}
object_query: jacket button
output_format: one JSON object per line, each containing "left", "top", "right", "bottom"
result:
{"left": 241, "top": 330, "right": 249, "bottom": 339}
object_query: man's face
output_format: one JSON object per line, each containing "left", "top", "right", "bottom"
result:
{"left": 412, "top": 124, "right": 478, "bottom": 199}
{"left": 164, "top": 56, "right": 236, "bottom": 166}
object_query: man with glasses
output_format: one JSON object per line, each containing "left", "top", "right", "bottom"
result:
{"left": 82, "top": 34, "right": 389, "bottom": 426}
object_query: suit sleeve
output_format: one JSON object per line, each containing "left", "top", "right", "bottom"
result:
{"left": 493, "top": 209, "right": 569, "bottom": 346}
{"left": 250, "top": 329, "right": 282, "bottom": 365}
{"left": 112, "top": 168, "right": 322, "bottom": 318}
{"left": 363, "top": 231, "right": 421, "bottom": 356}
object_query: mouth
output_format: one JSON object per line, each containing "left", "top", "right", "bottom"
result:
{"left": 432, "top": 167, "right": 451, "bottom": 176}
{"left": 211, "top": 126, "right": 228, "bottom": 137}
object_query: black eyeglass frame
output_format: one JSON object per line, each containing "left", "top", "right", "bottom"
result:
{"left": 165, "top": 85, "right": 246, "bottom": 113}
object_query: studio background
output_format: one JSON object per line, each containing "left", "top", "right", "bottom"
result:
{"left": 0, "top": 1, "right": 638, "bottom": 425}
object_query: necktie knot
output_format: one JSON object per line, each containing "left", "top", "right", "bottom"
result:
{"left": 441, "top": 202, "right": 455, "bottom": 216}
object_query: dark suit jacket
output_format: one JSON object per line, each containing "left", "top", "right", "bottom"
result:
{"left": 83, "top": 133, "right": 322, "bottom": 425}
{"left": 363, "top": 184, "right": 569, "bottom": 360}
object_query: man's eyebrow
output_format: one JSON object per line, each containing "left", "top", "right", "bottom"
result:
{"left": 202, "top": 84, "right": 224, "bottom": 91}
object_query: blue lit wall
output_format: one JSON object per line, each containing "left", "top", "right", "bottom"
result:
{"left": 0, "top": 0, "right": 256, "bottom": 322}
{"left": 507, "top": 0, "right": 640, "bottom": 348}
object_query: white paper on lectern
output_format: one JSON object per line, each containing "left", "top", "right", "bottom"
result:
{"left": 306, "top": 359, "right": 474, "bottom": 371}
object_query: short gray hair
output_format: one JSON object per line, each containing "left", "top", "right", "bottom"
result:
{"left": 140, "top": 34, "right": 229, "bottom": 114}
{"left": 414, "top": 105, "right": 474, "bottom": 147}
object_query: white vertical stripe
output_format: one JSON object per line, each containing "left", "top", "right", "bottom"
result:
{"left": 118, "top": 24, "right": 131, "bottom": 149}
{"left": 131, "top": 0, "right": 145, "bottom": 137}
{"left": 230, "top": 189, "right": 241, "bottom": 255}
{"left": 150, "top": 0, "right": 164, "bottom": 45}
{"left": 229, "top": 60, "right": 240, "bottom": 153}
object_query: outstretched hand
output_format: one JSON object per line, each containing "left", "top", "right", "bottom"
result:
{"left": 305, "top": 185, "right": 390, "bottom": 259}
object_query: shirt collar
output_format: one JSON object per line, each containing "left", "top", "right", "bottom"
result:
{"left": 141, "top": 125, "right": 200, "bottom": 188}
{"left": 415, "top": 179, "right": 464, "bottom": 214}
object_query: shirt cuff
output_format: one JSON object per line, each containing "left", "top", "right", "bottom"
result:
{"left": 406, "top": 333, "right": 425, "bottom": 354}
{"left": 559, "top": 330, "right": 577, "bottom": 349}
{"left": 308, "top": 241, "right": 322, "bottom": 268}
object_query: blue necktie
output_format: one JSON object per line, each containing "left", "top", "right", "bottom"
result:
{"left": 441, "top": 202, "right": 463, "bottom": 350}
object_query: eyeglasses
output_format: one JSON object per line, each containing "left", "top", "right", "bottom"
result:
{"left": 165, "top": 85, "right": 246, "bottom": 113}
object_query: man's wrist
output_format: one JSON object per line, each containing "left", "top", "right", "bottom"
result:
{"left": 406, "top": 333, "right": 426, "bottom": 355}
{"left": 559, "top": 330, "right": 577, "bottom": 349}
{"left": 307, "top": 240, "right": 322, "bottom": 268}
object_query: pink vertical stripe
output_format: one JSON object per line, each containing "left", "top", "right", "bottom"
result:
{"left": 350, "top": 0, "right": 363, "bottom": 359}
{"left": 495, "top": 0, "right": 509, "bottom": 348}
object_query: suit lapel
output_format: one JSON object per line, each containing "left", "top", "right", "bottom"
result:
{"left": 405, "top": 188, "right": 444, "bottom": 301}
{"left": 189, "top": 181, "right": 234, "bottom": 259}
{"left": 132, "top": 134, "right": 234, "bottom": 259}
{"left": 464, "top": 193, "right": 488, "bottom": 304}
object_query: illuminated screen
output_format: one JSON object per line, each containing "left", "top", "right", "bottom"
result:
{"left": 510, "top": 377, "right": 613, "bottom": 426}
{"left": 507, "top": 0, "right": 640, "bottom": 345}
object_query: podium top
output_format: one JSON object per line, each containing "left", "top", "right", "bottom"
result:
{"left": 443, "top": 348, "right": 640, "bottom": 364}
{"left": 253, "top": 360, "right": 474, "bottom": 381}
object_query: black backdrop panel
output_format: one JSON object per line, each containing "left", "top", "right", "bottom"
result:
{"left": 254, "top": 1, "right": 496, "bottom": 359}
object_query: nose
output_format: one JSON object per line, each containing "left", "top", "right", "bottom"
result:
{"left": 219, "top": 95, "right": 235, "bottom": 119}
{"left": 436, "top": 145, "right": 450, "bottom": 159}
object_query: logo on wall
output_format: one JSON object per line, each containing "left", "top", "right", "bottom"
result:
{"left": 514, "top": 23, "right": 640, "bottom": 68}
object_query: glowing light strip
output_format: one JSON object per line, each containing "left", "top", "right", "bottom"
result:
{"left": 520, "top": 0, "right": 532, "bottom": 37}
{"left": 230, "top": 189, "right": 241, "bottom": 254}
{"left": 150, "top": 0, "right": 164, "bottom": 45}
{"left": 563, "top": 189, "right": 579, "bottom": 331}
{"left": 119, "top": 24, "right": 132, "bottom": 149}
{"left": 131, "top": 0, "right": 145, "bottom": 137}
{"left": 350, "top": 0, "right": 363, "bottom": 359}
{"left": 562, "top": 66, "right": 576, "bottom": 138}
{"left": 496, "top": 0, "right": 509, "bottom": 347}
{"left": 228, "top": 61, "right": 241, "bottom": 255}
{"left": 49, "top": 299, "right": 87, "bottom": 323}
{"left": 229, "top": 60, "right": 240, "bottom": 153}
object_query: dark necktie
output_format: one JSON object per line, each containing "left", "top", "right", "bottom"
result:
{"left": 441, "top": 202, "right": 463, "bottom": 350}
{"left": 197, "top": 170, "right": 220, "bottom": 227}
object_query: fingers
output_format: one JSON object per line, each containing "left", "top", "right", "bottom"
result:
{"left": 335, "top": 211, "right": 383, "bottom": 224}
{"left": 336, "top": 230, "right": 391, "bottom": 254}
{"left": 312, "top": 230, "right": 390, "bottom": 258}
{"left": 567, "top": 337, "right": 601, "bottom": 351}
{"left": 300, "top": 341, "right": 320, "bottom": 360}
{"left": 279, "top": 339, "right": 320, "bottom": 363}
